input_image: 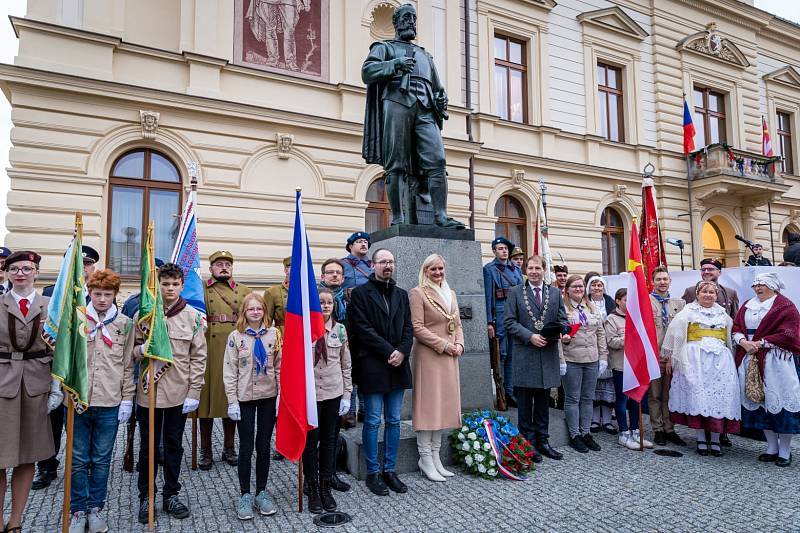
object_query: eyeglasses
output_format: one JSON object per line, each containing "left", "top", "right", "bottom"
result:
{"left": 375, "top": 260, "right": 395, "bottom": 266}
{"left": 245, "top": 307, "right": 263, "bottom": 313}
{"left": 700, "top": 267, "right": 719, "bottom": 272}
{"left": 213, "top": 262, "right": 233, "bottom": 268}
{"left": 8, "top": 266, "right": 34, "bottom": 275}
{"left": 323, "top": 270, "right": 343, "bottom": 276}
{"left": 353, "top": 239, "right": 369, "bottom": 245}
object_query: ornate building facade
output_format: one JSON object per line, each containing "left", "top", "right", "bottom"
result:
{"left": 1, "top": 0, "right": 800, "bottom": 288}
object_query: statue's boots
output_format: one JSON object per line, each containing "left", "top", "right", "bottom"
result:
{"left": 429, "top": 170, "right": 465, "bottom": 229}
{"left": 385, "top": 171, "right": 405, "bottom": 225}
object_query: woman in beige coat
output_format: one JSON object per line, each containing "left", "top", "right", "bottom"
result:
{"left": 410, "top": 254, "right": 465, "bottom": 482}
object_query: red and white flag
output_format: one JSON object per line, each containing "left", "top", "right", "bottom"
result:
{"left": 276, "top": 189, "right": 326, "bottom": 462}
{"left": 623, "top": 224, "right": 661, "bottom": 403}
{"left": 762, "top": 116, "right": 774, "bottom": 156}
{"left": 639, "top": 178, "right": 667, "bottom": 292}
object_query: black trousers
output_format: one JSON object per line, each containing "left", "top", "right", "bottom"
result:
{"left": 302, "top": 397, "right": 341, "bottom": 481}
{"left": 237, "top": 397, "right": 277, "bottom": 495}
{"left": 136, "top": 405, "right": 186, "bottom": 501}
{"left": 37, "top": 405, "right": 65, "bottom": 472}
{"left": 515, "top": 387, "right": 551, "bottom": 443}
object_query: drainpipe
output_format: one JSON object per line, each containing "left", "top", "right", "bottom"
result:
{"left": 464, "top": 0, "right": 475, "bottom": 229}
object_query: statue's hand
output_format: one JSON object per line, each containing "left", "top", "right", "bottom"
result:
{"left": 436, "top": 92, "right": 448, "bottom": 110}
{"left": 394, "top": 57, "right": 416, "bottom": 74}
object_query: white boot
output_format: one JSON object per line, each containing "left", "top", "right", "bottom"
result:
{"left": 631, "top": 429, "right": 653, "bottom": 449}
{"left": 430, "top": 430, "right": 455, "bottom": 477}
{"left": 416, "top": 431, "right": 446, "bottom": 482}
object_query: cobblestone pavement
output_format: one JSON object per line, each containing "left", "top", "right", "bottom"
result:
{"left": 5, "top": 420, "right": 799, "bottom": 532}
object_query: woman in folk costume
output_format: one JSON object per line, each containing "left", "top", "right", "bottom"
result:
{"left": 410, "top": 254, "right": 464, "bottom": 482}
{"left": 732, "top": 272, "right": 800, "bottom": 467}
{"left": 301, "top": 287, "right": 352, "bottom": 514}
{"left": 663, "top": 280, "right": 741, "bottom": 457}
{"left": 223, "top": 292, "right": 281, "bottom": 520}
{"left": 584, "top": 273, "right": 616, "bottom": 435}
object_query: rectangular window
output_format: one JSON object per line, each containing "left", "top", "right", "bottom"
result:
{"left": 693, "top": 87, "right": 727, "bottom": 147}
{"left": 494, "top": 34, "right": 527, "bottom": 123}
{"left": 777, "top": 111, "right": 794, "bottom": 174}
{"left": 597, "top": 63, "right": 624, "bottom": 142}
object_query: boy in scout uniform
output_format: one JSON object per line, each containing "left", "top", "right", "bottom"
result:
{"left": 135, "top": 263, "right": 207, "bottom": 524}
{"left": 200, "top": 251, "right": 251, "bottom": 470}
{"left": 264, "top": 256, "right": 290, "bottom": 334}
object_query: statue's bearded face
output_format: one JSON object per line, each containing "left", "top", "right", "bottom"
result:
{"left": 394, "top": 9, "right": 417, "bottom": 41}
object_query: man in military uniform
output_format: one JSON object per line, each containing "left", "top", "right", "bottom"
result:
{"left": 33, "top": 244, "right": 100, "bottom": 490}
{"left": 264, "top": 256, "right": 291, "bottom": 334}
{"left": 199, "top": 251, "right": 251, "bottom": 470}
{"left": 341, "top": 232, "right": 373, "bottom": 292}
{"left": 483, "top": 237, "right": 523, "bottom": 407}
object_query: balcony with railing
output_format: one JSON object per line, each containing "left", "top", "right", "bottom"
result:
{"left": 688, "top": 143, "right": 789, "bottom": 205}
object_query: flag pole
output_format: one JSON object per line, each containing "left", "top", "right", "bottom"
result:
{"left": 146, "top": 221, "right": 156, "bottom": 531}
{"left": 298, "top": 461, "right": 304, "bottom": 513}
{"left": 683, "top": 94, "right": 697, "bottom": 269}
{"left": 61, "top": 395, "right": 75, "bottom": 533}
{"left": 638, "top": 401, "right": 645, "bottom": 452}
{"left": 188, "top": 163, "right": 199, "bottom": 471}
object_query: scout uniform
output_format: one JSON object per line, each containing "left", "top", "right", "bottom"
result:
{"left": 264, "top": 256, "right": 291, "bottom": 334}
{"left": 649, "top": 291, "right": 685, "bottom": 441}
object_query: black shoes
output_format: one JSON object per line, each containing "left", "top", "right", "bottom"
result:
{"left": 306, "top": 480, "right": 323, "bottom": 514}
{"left": 505, "top": 395, "right": 518, "bottom": 409}
{"left": 319, "top": 479, "right": 337, "bottom": 512}
{"left": 719, "top": 434, "right": 732, "bottom": 447}
{"left": 382, "top": 471, "right": 407, "bottom": 493}
{"left": 569, "top": 435, "right": 589, "bottom": 453}
{"left": 198, "top": 448, "right": 213, "bottom": 471}
{"left": 602, "top": 423, "right": 618, "bottom": 436}
{"left": 329, "top": 473, "right": 351, "bottom": 492}
{"left": 665, "top": 432, "right": 687, "bottom": 446}
{"left": 138, "top": 500, "right": 151, "bottom": 524}
{"left": 696, "top": 441, "right": 709, "bottom": 456}
{"left": 164, "top": 495, "right": 190, "bottom": 519}
{"left": 365, "top": 473, "right": 389, "bottom": 496}
{"left": 222, "top": 447, "right": 238, "bottom": 466}
{"left": 535, "top": 440, "right": 563, "bottom": 460}
{"left": 272, "top": 451, "right": 285, "bottom": 461}
{"left": 654, "top": 431, "right": 667, "bottom": 446}
{"left": 31, "top": 469, "right": 57, "bottom": 490}
{"left": 589, "top": 422, "right": 601, "bottom": 434}
{"left": 708, "top": 443, "right": 722, "bottom": 457}
{"left": 776, "top": 454, "right": 792, "bottom": 467}
{"left": 582, "top": 434, "right": 601, "bottom": 452}
{"left": 758, "top": 453, "right": 778, "bottom": 462}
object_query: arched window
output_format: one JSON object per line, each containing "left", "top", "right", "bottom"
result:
{"left": 601, "top": 206, "right": 625, "bottom": 275}
{"left": 365, "top": 177, "right": 391, "bottom": 233}
{"left": 494, "top": 195, "right": 527, "bottom": 250}
{"left": 108, "top": 149, "right": 182, "bottom": 276}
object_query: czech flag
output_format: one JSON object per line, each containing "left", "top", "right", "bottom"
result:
{"left": 623, "top": 223, "right": 660, "bottom": 403}
{"left": 762, "top": 116, "right": 774, "bottom": 156}
{"left": 276, "top": 189, "right": 326, "bottom": 462}
{"left": 683, "top": 99, "right": 696, "bottom": 154}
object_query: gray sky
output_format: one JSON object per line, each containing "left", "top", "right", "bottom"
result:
{"left": 0, "top": 0, "right": 799, "bottom": 244}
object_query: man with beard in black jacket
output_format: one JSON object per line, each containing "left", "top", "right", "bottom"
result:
{"left": 347, "top": 248, "right": 413, "bottom": 497}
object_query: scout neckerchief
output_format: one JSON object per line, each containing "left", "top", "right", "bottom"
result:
{"left": 422, "top": 285, "right": 458, "bottom": 334}
{"left": 522, "top": 282, "right": 550, "bottom": 331}
{"left": 165, "top": 297, "right": 188, "bottom": 319}
{"left": 575, "top": 302, "right": 589, "bottom": 327}
{"left": 246, "top": 327, "right": 269, "bottom": 375}
{"left": 86, "top": 302, "right": 118, "bottom": 347}
{"left": 651, "top": 292, "right": 670, "bottom": 328}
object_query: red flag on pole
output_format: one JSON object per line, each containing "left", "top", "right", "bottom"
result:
{"left": 639, "top": 178, "right": 667, "bottom": 292}
{"left": 623, "top": 224, "right": 661, "bottom": 403}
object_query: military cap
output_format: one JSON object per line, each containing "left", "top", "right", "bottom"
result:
{"left": 510, "top": 247, "right": 525, "bottom": 258}
{"left": 346, "top": 231, "right": 371, "bottom": 252}
{"left": 700, "top": 257, "right": 723, "bottom": 270}
{"left": 3, "top": 250, "right": 41, "bottom": 270}
{"left": 0, "top": 247, "right": 11, "bottom": 258}
{"left": 282, "top": 256, "right": 292, "bottom": 268}
{"left": 209, "top": 250, "right": 234, "bottom": 264}
{"left": 82, "top": 245, "right": 100, "bottom": 264}
{"left": 491, "top": 237, "right": 514, "bottom": 250}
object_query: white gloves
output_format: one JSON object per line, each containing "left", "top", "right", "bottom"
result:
{"left": 598, "top": 360, "right": 608, "bottom": 376}
{"left": 338, "top": 398, "right": 351, "bottom": 417}
{"left": 182, "top": 397, "right": 200, "bottom": 414}
{"left": 118, "top": 400, "right": 133, "bottom": 423}
{"left": 228, "top": 402, "right": 241, "bottom": 421}
{"left": 47, "top": 379, "right": 64, "bottom": 413}
{"left": 559, "top": 363, "right": 567, "bottom": 376}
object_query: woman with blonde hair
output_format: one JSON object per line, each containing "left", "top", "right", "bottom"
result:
{"left": 560, "top": 274, "right": 609, "bottom": 453}
{"left": 223, "top": 292, "right": 281, "bottom": 520}
{"left": 409, "top": 254, "right": 464, "bottom": 482}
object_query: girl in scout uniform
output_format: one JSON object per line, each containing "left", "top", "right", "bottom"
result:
{"left": 68, "top": 269, "right": 135, "bottom": 533}
{"left": 223, "top": 293, "right": 281, "bottom": 521}
{"left": 302, "top": 287, "right": 352, "bottom": 514}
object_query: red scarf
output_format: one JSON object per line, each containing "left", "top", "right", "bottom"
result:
{"left": 733, "top": 294, "right": 800, "bottom": 379}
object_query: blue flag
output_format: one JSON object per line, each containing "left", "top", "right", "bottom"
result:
{"left": 170, "top": 189, "right": 206, "bottom": 316}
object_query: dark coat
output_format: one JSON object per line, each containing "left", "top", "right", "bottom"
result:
{"left": 348, "top": 274, "right": 414, "bottom": 394}
{"left": 783, "top": 237, "right": 800, "bottom": 265}
{"left": 504, "top": 283, "right": 568, "bottom": 389}
{"left": 746, "top": 255, "right": 772, "bottom": 266}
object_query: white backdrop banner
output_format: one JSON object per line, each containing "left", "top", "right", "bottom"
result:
{"left": 604, "top": 266, "right": 800, "bottom": 307}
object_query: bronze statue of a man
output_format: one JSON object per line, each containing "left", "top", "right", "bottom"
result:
{"left": 361, "top": 3, "right": 464, "bottom": 228}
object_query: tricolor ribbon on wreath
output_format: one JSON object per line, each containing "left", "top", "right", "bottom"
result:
{"left": 483, "top": 419, "right": 528, "bottom": 481}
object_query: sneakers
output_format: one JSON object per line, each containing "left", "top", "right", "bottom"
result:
{"left": 255, "top": 490, "right": 276, "bottom": 516}
{"left": 631, "top": 429, "right": 654, "bottom": 449}
{"left": 237, "top": 493, "right": 254, "bottom": 520}
{"left": 163, "top": 495, "right": 190, "bottom": 519}
{"left": 87, "top": 508, "right": 108, "bottom": 533}
{"left": 582, "top": 434, "right": 601, "bottom": 452}
{"left": 569, "top": 435, "right": 589, "bottom": 453}
{"left": 137, "top": 500, "right": 151, "bottom": 525}
{"left": 68, "top": 511, "right": 86, "bottom": 533}
{"left": 619, "top": 431, "right": 641, "bottom": 450}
